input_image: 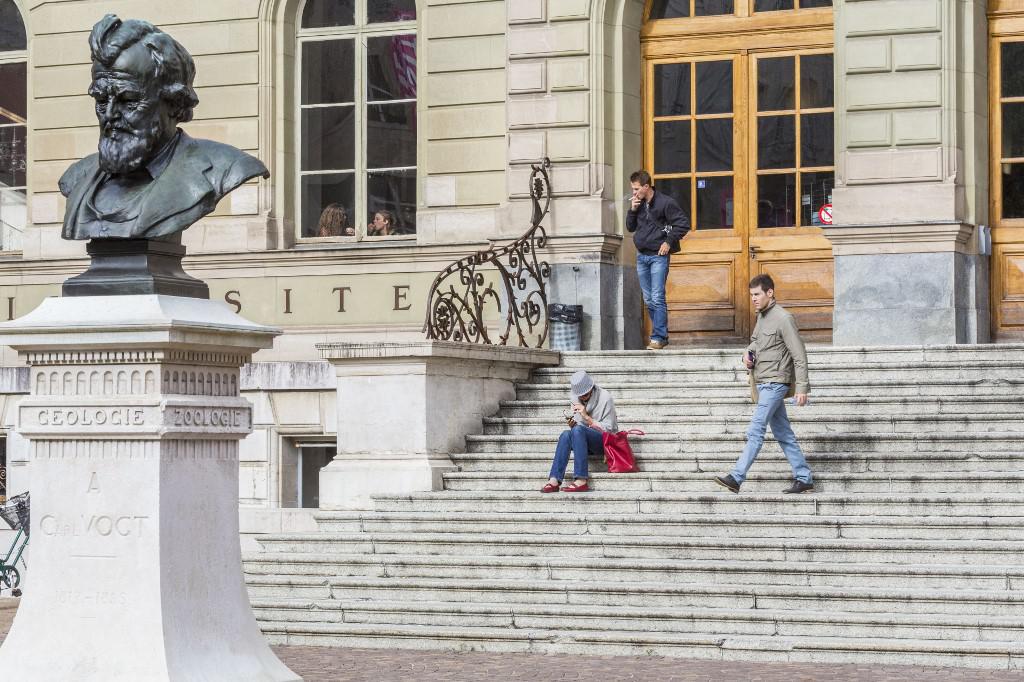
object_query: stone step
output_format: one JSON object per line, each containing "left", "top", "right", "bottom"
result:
{"left": 370, "top": 491, "right": 1024, "bottom": 517}
{"left": 246, "top": 576, "right": 1024, "bottom": 618}
{"left": 450, "top": 450, "right": 1023, "bottom": 473}
{"left": 481, "top": 413, "right": 1024, "bottom": 436}
{"left": 440, "top": 471, "right": 1024, "bottom": 495}
{"left": 310, "top": 511, "right": 1024, "bottom": 542}
{"left": 253, "top": 531, "right": 1024, "bottom": 566}
{"left": 243, "top": 553, "right": 1023, "bottom": 591}
{"left": 248, "top": 598, "right": 1024, "bottom": 644}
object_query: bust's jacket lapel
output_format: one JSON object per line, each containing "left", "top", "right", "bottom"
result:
{"left": 134, "top": 132, "right": 215, "bottom": 236}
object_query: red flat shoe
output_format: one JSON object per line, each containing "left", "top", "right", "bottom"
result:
{"left": 541, "top": 482, "right": 561, "bottom": 493}
{"left": 561, "top": 482, "right": 589, "bottom": 492}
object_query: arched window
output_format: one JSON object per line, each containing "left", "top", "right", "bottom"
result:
{"left": 0, "top": 0, "right": 26, "bottom": 252}
{"left": 297, "top": 0, "right": 417, "bottom": 241}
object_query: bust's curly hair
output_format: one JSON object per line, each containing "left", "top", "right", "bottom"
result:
{"left": 89, "top": 14, "right": 200, "bottom": 123}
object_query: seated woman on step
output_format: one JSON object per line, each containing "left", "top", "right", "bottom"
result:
{"left": 542, "top": 370, "right": 618, "bottom": 493}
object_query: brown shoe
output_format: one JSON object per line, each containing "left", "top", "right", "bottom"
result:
{"left": 646, "top": 340, "right": 667, "bottom": 350}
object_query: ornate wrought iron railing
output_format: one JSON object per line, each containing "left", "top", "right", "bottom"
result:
{"left": 423, "top": 158, "right": 552, "bottom": 348}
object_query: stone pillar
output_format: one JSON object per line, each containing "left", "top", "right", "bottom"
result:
{"left": 0, "top": 295, "right": 297, "bottom": 681}
{"left": 317, "top": 341, "right": 559, "bottom": 509}
{"left": 828, "top": 0, "right": 989, "bottom": 344}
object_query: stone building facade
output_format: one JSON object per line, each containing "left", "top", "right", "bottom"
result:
{"left": 0, "top": 0, "right": 1018, "bottom": 523}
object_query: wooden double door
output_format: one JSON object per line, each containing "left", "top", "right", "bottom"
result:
{"left": 643, "top": 44, "right": 835, "bottom": 344}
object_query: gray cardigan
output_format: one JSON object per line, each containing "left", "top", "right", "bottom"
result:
{"left": 571, "top": 385, "right": 618, "bottom": 432}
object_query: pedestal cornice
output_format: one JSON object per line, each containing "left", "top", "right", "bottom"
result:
{"left": 823, "top": 221, "right": 975, "bottom": 256}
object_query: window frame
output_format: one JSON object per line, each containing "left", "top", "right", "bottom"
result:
{"left": 295, "top": 0, "right": 417, "bottom": 244}
{"left": 645, "top": 0, "right": 831, "bottom": 21}
{"left": 0, "top": 0, "right": 27, "bottom": 255}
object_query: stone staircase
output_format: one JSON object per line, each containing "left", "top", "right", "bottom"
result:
{"left": 244, "top": 345, "right": 1024, "bottom": 670}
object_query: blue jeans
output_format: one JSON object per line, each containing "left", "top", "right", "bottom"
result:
{"left": 636, "top": 253, "right": 670, "bottom": 343}
{"left": 549, "top": 424, "right": 604, "bottom": 481}
{"left": 731, "top": 383, "right": 813, "bottom": 484}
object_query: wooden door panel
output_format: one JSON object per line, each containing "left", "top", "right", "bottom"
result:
{"left": 993, "top": 245, "right": 1024, "bottom": 334}
{"left": 753, "top": 251, "right": 834, "bottom": 341}
{"left": 665, "top": 255, "right": 745, "bottom": 340}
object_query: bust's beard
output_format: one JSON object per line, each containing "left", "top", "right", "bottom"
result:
{"left": 97, "top": 122, "right": 162, "bottom": 175}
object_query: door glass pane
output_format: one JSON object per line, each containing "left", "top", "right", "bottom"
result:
{"left": 367, "top": 103, "right": 417, "bottom": 169}
{"left": 301, "top": 0, "right": 355, "bottom": 28}
{"left": 0, "top": 63, "right": 26, "bottom": 123}
{"left": 1003, "top": 103, "right": 1024, "bottom": 158}
{"left": 800, "top": 54, "right": 834, "bottom": 109}
{"left": 649, "top": 0, "right": 690, "bottom": 19}
{"left": 758, "top": 115, "right": 795, "bottom": 169}
{"left": 801, "top": 171, "right": 834, "bottom": 226}
{"left": 302, "top": 40, "right": 355, "bottom": 105}
{"left": 0, "top": 125, "right": 25, "bottom": 188}
{"left": 758, "top": 57, "right": 795, "bottom": 112}
{"left": 655, "top": 178, "right": 691, "bottom": 224}
{"left": 655, "top": 120, "right": 692, "bottom": 174}
{"left": 0, "top": 189, "right": 25, "bottom": 251}
{"left": 1003, "top": 164, "right": 1024, "bottom": 219}
{"left": 695, "top": 0, "right": 734, "bottom": 15}
{"left": 369, "top": 0, "right": 416, "bottom": 23}
{"left": 800, "top": 0, "right": 832, "bottom": 6}
{"left": 754, "top": 0, "right": 794, "bottom": 10}
{"left": 301, "top": 173, "right": 355, "bottom": 238}
{"left": 696, "top": 61, "right": 733, "bottom": 115}
{"left": 367, "top": 35, "right": 417, "bottom": 101}
{"left": 654, "top": 63, "right": 691, "bottom": 117}
{"left": 801, "top": 113, "right": 834, "bottom": 167}
{"left": 758, "top": 174, "right": 796, "bottom": 227}
{"left": 0, "top": 0, "right": 27, "bottom": 51}
{"left": 1003, "top": 43, "right": 1024, "bottom": 99}
{"left": 696, "top": 177, "right": 733, "bottom": 229}
{"left": 301, "top": 105, "right": 355, "bottom": 171}
{"left": 367, "top": 169, "right": 417, "bottom": 235}
{"left": 697, "top": 119, "right": 733, "bottom": 172}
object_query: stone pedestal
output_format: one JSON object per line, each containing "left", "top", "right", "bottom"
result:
{"left": 0, "top": 295, "right": 298, "bottom": 681}
{"left": 317, "top": 341, "right": 559, "bottom": 509}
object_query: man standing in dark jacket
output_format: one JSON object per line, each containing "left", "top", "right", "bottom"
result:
{"left": 626, "top": 170, "right": 691, "bottom": 349}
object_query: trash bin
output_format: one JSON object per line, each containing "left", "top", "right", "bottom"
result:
{"left": 549, "top": 304, "right": 583, "bottom": 351}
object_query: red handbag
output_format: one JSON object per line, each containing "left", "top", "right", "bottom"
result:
{"left": 602, "top": 429, "right": 644, "bottom": 473}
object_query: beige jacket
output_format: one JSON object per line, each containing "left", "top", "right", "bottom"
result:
{"left": 746, "top": 301, "right": 810, "bottom": 401}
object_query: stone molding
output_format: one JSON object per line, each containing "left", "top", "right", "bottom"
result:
{"left": 317, "top": 340, "right": 560, "bottom": 367}
{"left": 823, "top": 221, "right": 975, "bottom": 256}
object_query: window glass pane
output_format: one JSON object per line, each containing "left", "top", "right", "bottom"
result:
{"left": 758, "top": 57, "right": 795, "bottom": 112}
{"left": 695, "top": 0, "right": 734, "bottom": 15}
{"left": 0, "top": 63, "right": 26, "bottom": 124}
{"left": 1002, "top": 163, "right": 1024, "bottom": 219}
{"left": 800, "top": 113, "right": 834, "bottom": 167}
{"left": 0, "top": 189, "right": 25, "bottom": 251}
{"left": 801, "top": 171, "right": 834, "bottom": 226}
{"left": 1003, "top": 103, "right": 1024, "bottom": 159}
{"left": 367, "top": 102, "right": 417, "bottom": 169}
{"left": 654, "top": 63, "right": 690, "bottom": 117}
{"left": 654, "top": 178, "right": 691, "bottom": 224}
{"left": 0, "top": 125, "right": 25, "bottom": 188}
{"left": 758, "top": 115, "right": 795, "bottom": 169}
{"left": 301, "top": 0, "right": 355, "bottom": 28}
{"left": 755, "top": 0, "right": 794, "bottom": 10}
{"left": 1002, "top": 43, "right": 1024, "bottom": 99}
{"left": 800, "top": 0, "right": 832, "bottom": 7}
{"left": 696, "top": 119, "right": 732, "bottom": 172}
{"left": 369, "top": 0, "right": 416, "bottom": 22}
{"left": 696, "top": 60, "right": 732, "bottom": 115}
{"left": 800, "top": 54, "right": 834, "bottom": 109}
{"left": 302, "top": 40, "right": 354, "bottom": 105}
{"left": 758, "top": 174, "right": 796, "bottom": 227}
{"left": 367, "top": 170, "right": 417, "bottom": 235}
{"left": 696, "top": 177, "right": 733, "bottom": 229}
{"left": 649, "top": 0, "right": 690, "bottom": 19}
{"left": 0, "top": 0, "right": 26, "bottom": 52}
{"left": 367, "top": 35, "right": 417, "bottom": 102}
{"left": 301, "top": 173, "right": 355, "bottom": 238}
{"left": 654, "top": 120, "right": 692, "bottom": 174}
{"left": 301, "top": 105, "right": 355, "bottom": 171}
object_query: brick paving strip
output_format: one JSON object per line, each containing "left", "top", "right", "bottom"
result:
{"left": 0, "top": 599, "right": 1022, "bottom": 681}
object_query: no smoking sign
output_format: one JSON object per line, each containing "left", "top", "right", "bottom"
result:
{"left": 818, "top": 203, "right": 833, "bottom": 226}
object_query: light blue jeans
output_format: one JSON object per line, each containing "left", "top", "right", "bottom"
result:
{"left": 549, "top": 424, "right": 604, "bottom": 481}
{"left": 636, "top": 253, "right": 670, "bottom": 343}
{"left": 731, "top": 382, "right": 813, "bottom": 484}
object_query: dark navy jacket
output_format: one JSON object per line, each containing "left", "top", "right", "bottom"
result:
{"left": 625, "top": 189, "right": 691, "bottom": 255}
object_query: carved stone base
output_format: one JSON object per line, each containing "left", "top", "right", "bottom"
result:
{"left": 62, "top": 239, "right": 210, "bottom": 299}
{"left": 0, "top": 296, "right": 296, "bottom": 681}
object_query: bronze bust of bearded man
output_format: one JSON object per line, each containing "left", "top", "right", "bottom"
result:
{"left": 58, "top": 15, "right": 268, "bottom": 298}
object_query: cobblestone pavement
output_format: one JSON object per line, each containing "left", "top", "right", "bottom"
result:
{"left": 1, "top": 600, "right": 1023, "bottom": 680}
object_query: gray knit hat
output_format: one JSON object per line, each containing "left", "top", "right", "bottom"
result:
{"left": 569, "top": 370, "right": 595, "bottom": 399}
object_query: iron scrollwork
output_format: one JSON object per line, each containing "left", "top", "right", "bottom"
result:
{"left": 423, "top": 159, "right": 552, "bottom": 347}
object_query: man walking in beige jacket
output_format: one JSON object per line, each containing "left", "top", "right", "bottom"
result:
{"left": 715, "top": 274, "right": 814, "bottom": 494}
